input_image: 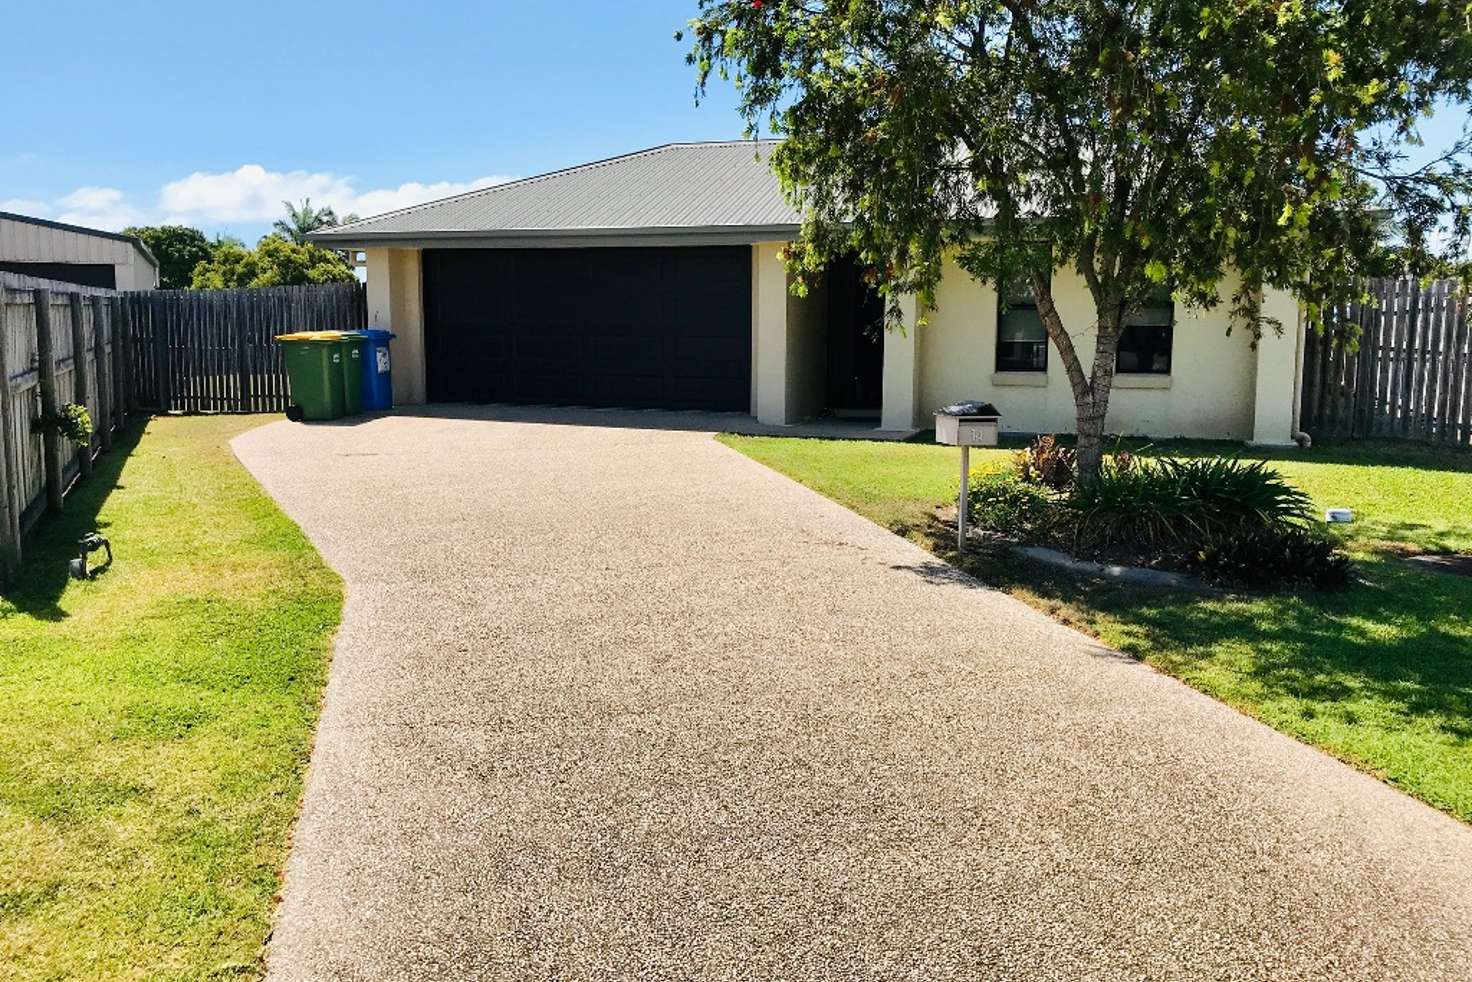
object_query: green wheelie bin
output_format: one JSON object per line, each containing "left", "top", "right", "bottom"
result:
{"left": 277, "top": 331, "right": 349, "bottom": 421}
{"left": 337, "top": 333, "right": 366, "bottom": 416}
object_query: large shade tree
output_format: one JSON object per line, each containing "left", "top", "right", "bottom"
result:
{"left": 685, "top": 0, "right": 1472, "bottom": 472}
{"left": 191, "top": 236, "right": 356, "bottom": 289}
{"left": 122, "top": 225, "right": 216, "bottom": 289}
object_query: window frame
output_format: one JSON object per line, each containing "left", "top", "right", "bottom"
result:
{"left": 1115, "top": 289, "right": 1175, "bottom": 376}
{"left": 995, "top": 273, "right": 1050, "bottom": 374}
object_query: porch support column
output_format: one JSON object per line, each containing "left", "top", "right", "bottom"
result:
{"left": 752, "top": 242, "right": 791, "bottom": 425}
{"left": 880, "top": 293, "right": 922, "bottom": 432}
{"left": 1250, "top": 285, "right": 1304, "bottom": 446}
{"left": 366, "top": 247, "right": 427, "bottom": 405}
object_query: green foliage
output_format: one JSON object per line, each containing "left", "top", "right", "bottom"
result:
{"left": 191, "top": 235, "right": 356, "bottom": 289}
{"left": 686, "top": 0, "right": 1472, "bottom": 470}
{"left": 1016, "top": 434, "right": 1076, "bottom": 491}
{"left": 1190, "top": 525, "right": 1353, "bottom": 590}
{"left": 122, "top": 225, "right": 216, "bottom": 289}
{"left": 1066, "top": 455, "right": 1316, "bottom": 551}
{"left": 274, "top": 198, "right": 358, "bottom": 245}
{"left": 966, "top": 469, "right": 1056, "bottom": 538}
{"left": 33, "top": 402, "right": 92, "bottom": 446}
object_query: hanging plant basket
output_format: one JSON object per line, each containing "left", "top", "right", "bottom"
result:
{"left": 34, "top": 402, "right": 93, "bottom": 447}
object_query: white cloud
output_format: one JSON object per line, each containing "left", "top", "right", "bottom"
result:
{"left": 343, "top": 176, "right": 513, "bottom": 219}
{"left": 6, "top": 166, "right": 516, "bottom": 232}
{"left": 0, "top": 197, "right": 49, "bottom": 215}
{"left": 54, "top": 186, "right": 146, "bottom": 229}
{"left": 159, "top": 165, "right": 357, "bottom": 223}
{"left": 159, "top": 165, "right": 514, "bottom": 224}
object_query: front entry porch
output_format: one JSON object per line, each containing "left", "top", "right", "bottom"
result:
{"left": 751, "top": 243, "right": 924, "bottom": 431}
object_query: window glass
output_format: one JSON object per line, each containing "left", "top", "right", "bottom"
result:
{"left": 1116, "top": 289, "right": 1174, "bottom": 374}
{"left": 996, "top": 276, "right": 1049, "bottom": 372}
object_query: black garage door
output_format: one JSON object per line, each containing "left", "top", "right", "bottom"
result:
{"left": 423, "top": 246, "right": 751, "bottom": 411}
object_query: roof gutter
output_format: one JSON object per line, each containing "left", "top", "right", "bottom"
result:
{"left": 308, "top": 223, "right": 802, "bottom": 250}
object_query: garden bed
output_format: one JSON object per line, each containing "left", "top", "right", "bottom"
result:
{"left": 963, "top": 436, "right": 1353, "bottom": 592}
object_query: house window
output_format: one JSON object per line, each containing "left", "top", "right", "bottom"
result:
{"left": 996, "top": 276, "right": 1049, "bottom": 372}
{"left": 1116, "top": 290, "right": 1174, "bottom": 374}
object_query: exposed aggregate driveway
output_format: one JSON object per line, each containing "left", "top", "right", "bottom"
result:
{"left": 231, "top": 406, "right": 1472, "bottom": 981}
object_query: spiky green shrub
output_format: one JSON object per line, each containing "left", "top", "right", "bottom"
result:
{"left": 1190, "top": 526, "right": 1353, "bottom": 590}
{"left": 1066, "top": 455, "right": 1315, "bottom": 551}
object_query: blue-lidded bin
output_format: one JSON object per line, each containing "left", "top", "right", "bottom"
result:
{"left": 358, "top": 329, "right": 396, "bottom": 410}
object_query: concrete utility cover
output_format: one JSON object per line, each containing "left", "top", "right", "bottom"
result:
{"left": 232, "top": 406, "right": 1472, "bottom": 982}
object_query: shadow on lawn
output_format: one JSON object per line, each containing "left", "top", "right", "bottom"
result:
{"left": 2, "top": 422, "right": 144, "bottom": 621}
{"left": 905, "top": 508, "right": 1472, "bottom": 744}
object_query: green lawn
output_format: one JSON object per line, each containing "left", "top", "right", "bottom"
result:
{"left": 0, "top": 416, "right": 342, "bottom": 980}
{"left": 719, "top": 433, "right": 1472, "bottom": 822}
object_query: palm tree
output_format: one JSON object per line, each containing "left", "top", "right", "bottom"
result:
{"left": 274, "top": 198, "right": 359, "bottom": 244}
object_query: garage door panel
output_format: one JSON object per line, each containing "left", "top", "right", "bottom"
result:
{"left": 425, "top": 247, "right": 751, "bottom": 410}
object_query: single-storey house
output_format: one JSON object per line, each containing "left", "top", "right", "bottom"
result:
{"left": 0, "top": 212, "right": 158, "bottom": 290}
{"left": 311, "top": 140, "right": 1305, "bottom": 445}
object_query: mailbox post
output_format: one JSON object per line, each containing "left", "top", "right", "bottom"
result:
{"left": 934, "top": 402, "right": 1001, "bottom": 553}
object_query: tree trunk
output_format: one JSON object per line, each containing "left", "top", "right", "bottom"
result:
{"left": 1031, "top": 274, "right": 1121, "bottom": 479}
{"left": 1075, "top": 402, "right": 1108, "bottom": 475}
{"left": 1075, "top": 317, "right": 1122, "bottom": 479}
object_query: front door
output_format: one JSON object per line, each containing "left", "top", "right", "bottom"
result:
{"left": 825, "top": 254, "right": 885, "bottom": 415}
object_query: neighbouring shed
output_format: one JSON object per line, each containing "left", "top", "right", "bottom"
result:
{"left": 0, "top": 212, "right": 157, "bottom": 291}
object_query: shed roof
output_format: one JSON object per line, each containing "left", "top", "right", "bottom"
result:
{"left": 310, "top": 141, "right": 801, "bottom": 248}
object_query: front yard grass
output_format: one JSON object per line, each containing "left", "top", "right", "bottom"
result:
{"left": 719, "top": 433, "right": 1472, "bottom": 823}
{"left": 0, "top": 416, "right": 342, "bottom": 980}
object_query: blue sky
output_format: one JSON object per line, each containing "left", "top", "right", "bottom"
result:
{"left": 2, "top": 1, "right": 1467, "bottom": 244}
{"left": 0, "top": 1, "right": 745, "bottom": 242}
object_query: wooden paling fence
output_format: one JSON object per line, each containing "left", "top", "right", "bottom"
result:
{"left": 1300, "top": 277, "right": 1472, "bottom": 446}
{"left": 121, "top": 281, "right": 367, "bottom": 414}
{"left": 0, "top": 272, "right": 131, "bottom": 585}
{"left": 0, "top": 276, "right": 367, "bottom": 588}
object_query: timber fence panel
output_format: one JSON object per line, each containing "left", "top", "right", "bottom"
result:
{"left": 1302, "top": 276, "right": 1472, "bottom": 447}
{"left": 0, "top": 273, "right": 127, "bottom": 585}
{"left": 119, "top": 281, "right": 365, "bottom": 414}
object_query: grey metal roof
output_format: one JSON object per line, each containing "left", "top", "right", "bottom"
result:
{"left": 310, "top": 141, "right": 801, "bottom": 247}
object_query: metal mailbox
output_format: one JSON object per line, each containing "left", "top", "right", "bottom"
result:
{"left": 934, "top": 402, "right": 1001, "bottom": 447}
{"left": 934, "top": 402, "right": 1002, "bottom": 552}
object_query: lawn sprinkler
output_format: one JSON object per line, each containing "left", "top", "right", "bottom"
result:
{"left": 68, "top": 533, "right": 113, "bottom": 580}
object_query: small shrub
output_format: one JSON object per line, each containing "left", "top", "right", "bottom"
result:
{"left": 1190, "top": 526, "right": 1353, "bottom": 590}
{"left": 966, "top": 470, "right": 1057, "bottom": 539}
{"left": 33, "top": 402, "right": 92, "bottom": 447}
{"left": 1016, "top": 435, "right": 1076, "bottom": 490}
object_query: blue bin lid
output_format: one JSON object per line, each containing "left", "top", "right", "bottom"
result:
{"left": 359, "top": 328, "right": 396, "bottom": 340}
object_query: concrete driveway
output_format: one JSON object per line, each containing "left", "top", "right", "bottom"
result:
{"left": 233, "top": 406, "right": 1472, "bottom": 981}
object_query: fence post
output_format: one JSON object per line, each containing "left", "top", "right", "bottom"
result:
{"left": 153, "top": 293, "right": 171, "bottom": 413}
{"left": 33, "top": 289, "right": 64, "bottom": 514}
{"left": 0, "top": 298, "right": 21, "bottom": 585}
{"left": 119, "top": 296, "right": 137, "bottom": 415}
{"left": 111, "top": 296, "right": 128, "bottom": 426}
{"left": 235, "top": 291, "right": 252, "bottom": 413}
{"left": 92, "top": 295, "right": 113, "bottom": 454}
{"left": 68, "top": 292, "right": 94, "bottom": 481}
